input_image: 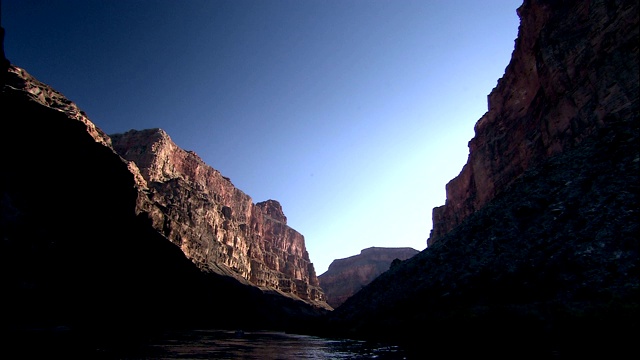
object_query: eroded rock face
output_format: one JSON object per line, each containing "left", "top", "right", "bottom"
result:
{"left": 318, "top": 247, "right": 419, "bottom": 308}
{"left": 429, "top": 0, "right": 639, "bottom": 245}
{"left": 111, "top": 129, "right": 327, "bottom": 306}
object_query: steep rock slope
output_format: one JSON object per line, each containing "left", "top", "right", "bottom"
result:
{"left": 318, "top": 247, "right": 418, "bottom": 308}
{"left": 110, "top": 129, "right": 327, "bottom": 306}
{"left": 321, "top": 0, "right": 639, "bottom": 358}
{"left": 429, "top": 0, "right": 639, "bottom": 244}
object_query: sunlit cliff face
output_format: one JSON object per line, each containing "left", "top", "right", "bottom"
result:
{"left": 110, "top": 128, "right": 328, "bottom": 306}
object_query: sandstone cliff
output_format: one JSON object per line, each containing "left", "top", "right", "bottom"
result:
{"left": 429, "top": 0, "right": 639, "bottom": 244}
{"left": 318, "top": 247, "right": 418, "bottom": 308}
{"left": 321, "top": 0, "right": 639, "bottom": 357}
{"left": 110, "top": 129, "right": 327, "bottom": 306}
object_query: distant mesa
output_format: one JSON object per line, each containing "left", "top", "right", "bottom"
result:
{"left": 318, "top": 247, "right": 419, "bottom": 308}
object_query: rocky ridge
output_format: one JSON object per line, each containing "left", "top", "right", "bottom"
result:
{"left": 110, "top": 129, "right": 327, "bottom": 306}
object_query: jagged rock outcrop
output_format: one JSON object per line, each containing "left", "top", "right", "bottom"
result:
{"left": 429, "top": 0, "right": 639, "bottom": 245}
{"left": 110, "top": 129, "right": 327, "bottom": 306}
{"left": 318, "top": 0, "right": 639, "bottom": 358}
{"left": 318, "top": 247, "right": 418, "bottom": 308}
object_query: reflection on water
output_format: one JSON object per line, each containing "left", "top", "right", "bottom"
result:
{"left": 130, "top": 329, "right": 409, "bottom": 359}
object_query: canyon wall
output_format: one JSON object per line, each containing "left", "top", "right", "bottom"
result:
{"left": 318, "top": 247, "right": 419, "bottom": 308}
{"left": 323, "top": 0, "right": 639, "bottom": 356}
{"left": 429, "top": 0, "right": 639, "bottom": 244}
{"left": 1, "top": 62, "right": 331, "bottom": 356}
{"left": 1, "top": 60, "right": 329, "bottom": 326}
{"left": 110, "top": 129, "right": 327, "bottom": 305}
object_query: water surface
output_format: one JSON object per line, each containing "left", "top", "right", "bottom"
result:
{"left": 129, "top": 329, "right": 409, "bottom": 359}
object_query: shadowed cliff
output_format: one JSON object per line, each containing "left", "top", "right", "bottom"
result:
{"left": 319, "top": 0, "right": 639, "bottom": 358}
{"left": 430, "top": 0, "right": 639, "bottom": 244}
{"left": 323, "top": 118, "right": 639, "bottom": 357}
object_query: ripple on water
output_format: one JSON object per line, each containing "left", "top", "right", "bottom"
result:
{"left": 135, "top": 329, "right": 409, "bottom": 360}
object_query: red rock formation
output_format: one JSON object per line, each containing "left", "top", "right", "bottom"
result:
{"left": 429, "top": 0, "right": 639, "bottom": 245}
{"left": 111, "top": 129, "right": 327, "bottom": 307}
{"left": 318, "top": 247, "right": 419, "bottom": 308}
{"left": 3, "top": 62, "right": 328, "bottom": 309}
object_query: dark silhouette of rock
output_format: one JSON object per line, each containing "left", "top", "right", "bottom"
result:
{"left": 319, "top": 0, "right": 639, "bottom": 358}
{"left": 318, "top": 247, "right": 419, "bottom": 308}
{"left": 1, "top": 4, "right": 11, "bottom": 72}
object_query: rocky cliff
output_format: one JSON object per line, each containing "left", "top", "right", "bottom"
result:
{"left": 110, "top": 129, "right": 326, "bottom": 306}
{"left": 1, "top": 59, "right": 330, "bottom": 357}
{"left": 318, "top": 247, "right": 418, "bottom": 308}
{"left": 429, "top": 0, "right": 639, "bottom": 244}
{"left": 319, "top": 0, "right": 639, "bottom": 358}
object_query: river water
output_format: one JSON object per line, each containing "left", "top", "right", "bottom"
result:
{"left": 123, "top": 329, "right": 410, "bottom": 359}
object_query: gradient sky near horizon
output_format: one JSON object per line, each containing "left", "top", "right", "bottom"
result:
{"left": 3, "top": 0, "right": 522, "bottom": 275}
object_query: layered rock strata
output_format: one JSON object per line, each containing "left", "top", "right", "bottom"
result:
{"left": 318, "top": 247, "right": 419, "bottom": 308}
{"left": 110, "top": 129, "right": 327, "bottom": 306}
{"left": 429, "top": 0, "right": 639, "bottom": 244}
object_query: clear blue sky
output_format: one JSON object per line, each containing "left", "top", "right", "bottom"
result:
{"left": 3, "top": 0, "right": 522, "bottom": 275}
